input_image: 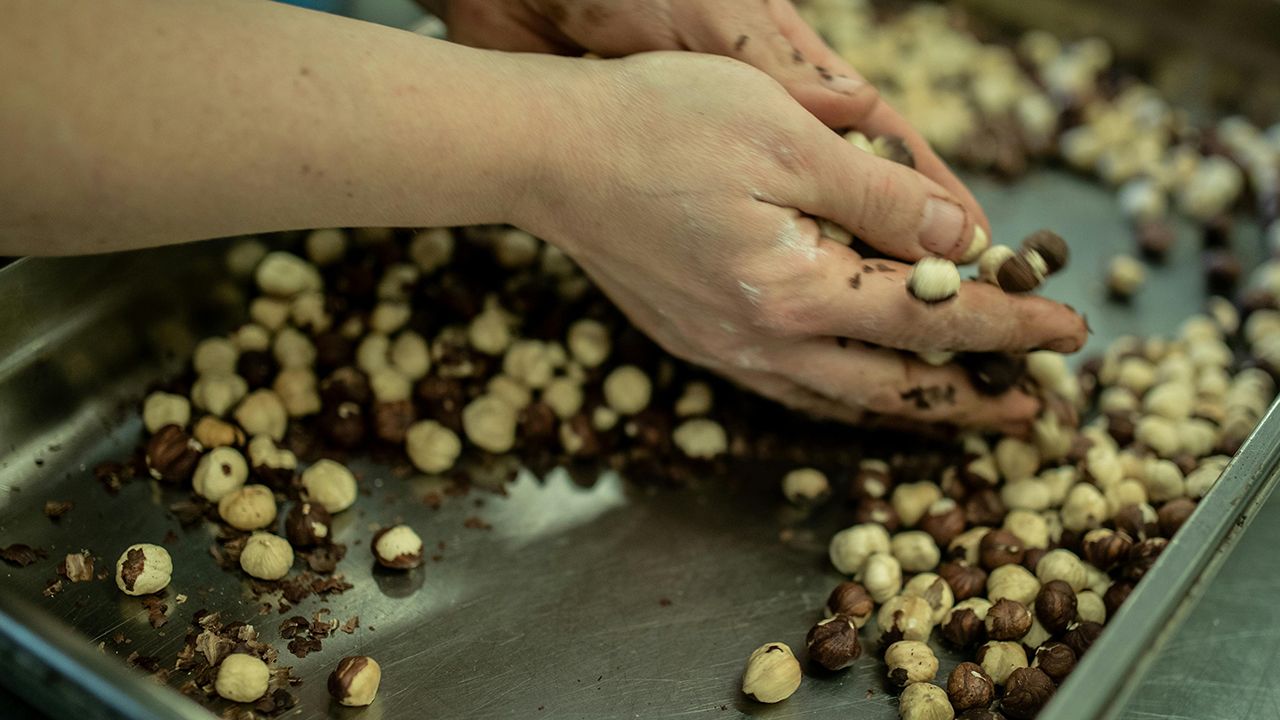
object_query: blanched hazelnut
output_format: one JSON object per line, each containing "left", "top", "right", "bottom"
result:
{"left": 782, "top": 468, "right": 830, "bottom": 506}
{"left": 987, "top": 564, "right": 1040, "bottom": 606}
{"left": 274, "top": 367, "right": 321, "bottom": 417}
{"left": 995, "top": 438, "right": 1040, "bottom": 482}
{"left": 405, "top": 420, "right": 461, "bottom": 474}
{"left": 369, "top": 301, "right": 411, "bottom": 335}
{"left": 487, "top": 374, "right": 532, "bottom": 410}
{"left": 193, "top": 447, "right": 249, "bottom": 501}
{"left": 192, "top": 372, "right": 249, "bottom": 416}
{"left": 194, "top": 337, "right": 239, "bottom": 376}
{"left": 273, "top": 327, "right": 315, "bottom": 370}
{"left": 829, "top": 523, "right": 890, "bottom": 575}
{"left": 1186, "top": 456, "right": 1229, "bottom": 498}
{"left": 301, "top": 459, "right": 358, "bottom": 513}
{"left": 409, "top": 228, "right": 454, "bottom": 272}
{"left": 978, "top": 245, "right": 1016, "bottom": 284}
{"left": 328, "top": 656, "right": 383, "bottom": 707}
{"left": 907, "top": 258, "right": 961, "bottom": 303}
{"left": 1107, "top": 255, "right": 1145, "bottom": 299}
{"left": 567, "top": 319, "right": 611, "bottom": 368}
{"left": 469, "top": 307, "right": 513, "bottom": 355}
{"left": 114, "top": 543, "right": 172, "bottom": 596}
{"left": 673, "top": 419, "right": 727, "bottom": 459}
{"left": 225, "top": 238, "right": 267, "bottom": 277}
{"left": 372, "top": 524, "right": 424, "bottom": 569}
{"left": 462, "top": 394, "right": 518, "bottom": 453}
{"left": 255, "top": 251, "right": 321, "bottom": 297}
{"left": 1005, "top": 509, "right": 1050, "bottom": 550}
{"left": 805, "top": 614, "right": 862, "bottom": 671}
{"left": 898, "top": 682, "right": 952, "bottom": 720}
{"left": 250, "top": 297, "right": 290, "bottom": 331}
{"left": 542, "top": 377, "right": 584, "bottom": 419}
{"left": 860, "top": 552, "right": 902, "bottom": 603}
{"left": 877, "top": 594, "right": 934, "bottom": 642}
{"left": 741, "top": 643, "right": 801, "bottom": 703}
{"left": 892, "top": 481, "right": 944, "bottom": 527}
{"left": 239, "top": 532, "right": 293, "bottom": 580}
{"left": 891, "top": 531, "right": 941, "bottom": 573}
{"left": 675, "top": 381, "right": 713, "bottom": 417}
{"left": 884, "top": 640, "right": 938, "bottom": 687}
{"left": 1061, "top": 483, "right": 1108, "bottom": 532}
{"left": 233, "top": 389, "right": 287, "bottom": 441}
{"left": 1036, "top": 549, "right": 1087, "bottom": 591}
{"left": 390, "top": 331, "right": 431, "bottom": 380}
{"left": 1135, "top": 415, "right": 1180, "bottom": 458}
{"left": 143, "top": 392, "right": 191, "bottom": 433}
{"left": 218, "top": 485, "right": 278, "bottom": 531}
{"left": 1076, "top": 589, "right": 1107, "bottom": 624}
{"left": 369, "top": 366, "right": 413, "bottom": 403}
{"left": 947, "top": 527, "right": 989, "bottom": 566}
{"left": 215, "top": 653, "right": 270, "bottom": 703}
{"left": 1001, "top": 479, "right": 1051, "bottom": 512}
{"left": 903, "top": 572, "right": 954, "bottom": 624}
{"left": 305, "top": 228, "right": 347, "bottom": 266}
{"left": 977, "top": 641, "right": 1027, "bottom": 685}
{"left": 504, "top": 340, "right": 558, "bottom": 389}
{"left": 192, "top": 416, "right": 245, "bottom": 449}
{"left": 603, "top": 365, "right": 652, "bottom": 415}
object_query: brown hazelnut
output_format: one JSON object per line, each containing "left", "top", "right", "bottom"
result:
{"left": 1034, "top": 580, "right": 1077, "bottom": 635}
{"left": 918, "top": 499, "right": 966, "bottom": 546}
{"left": 805, "top": 614, "right": 862, "bottom": 671}
{"left": 518, "top": 401, "right": 558, "bottom": 442}
{"left": 1021, "top": 229, "right": 1068, "bottom": 274}
{"left": 145, "top": 425, "right": 203, "bottom": 483}
{"left": 327, "top": 655, "right": 381, "bottom": 707}
{"left": 313, "top": 331, "right": 354, "bottom": 371}
{"left": 285, "top": 501, "right": 332, "bottom": 548}
{"left": 237, "top": 350, "right": 279, "bottom": 389}
{"left": 850, "top": 459, "right": 893, "bottom": 501}
{"left": 321, "top": 366, "right": 372, "bottom": 406}
{"left": 1157, "top": 498, "right": 1196, "bottom": 536}
{"left": 1061, "top": 621, "right": 1103, "bottom": 657}
{"left": 1033, "top": 641, "right": 1076, "bottom": 682}
{"left": 320, "top": 401, "right": 366, "bottom": 449}
{"left": 960, "top": 353, "right": 1025, "bottom": 396}
{"left": 940, "top": 608, "right": 987, "bottom": 648}
{"left": 939, "top": 562, "right": 988, "bottom": 601}
{"left": 1082, "top": 529, "right": 1133, "bottom": 571}
{"left": 1204, "top": 249, "right": 1242, "bottom": 294}
{"left": 1105, "top": 411, "right": 1137, "bottom": 446}
{"left": 947, "top": 661, "right": 995, "bottom": 712}
{"left": 985, "top": 598, "right": 1032, "bottom": 641}
{"left": 995, "top": 253, "right": 1043, "bottom": 293}
{"left": 965, "top": 488, "right": 1007, "bottom": 526}
{"left": 1123, "top": 537, "right": 1168, "bottom": 581}
{"left": 372, "top": 399, "right": 416, "bottom": 444}
{"left": 1135, "top": 221, "right": 1175, "bottom": 262}
{"left": 1021, "top": 547, "right": 1048, "bottom": 574}
{"left": 825, "top": 582, "right": 874, "bottom": 624}
{"left": 1103, "top": 580, "right": 1134, "bottom": 616}
{"left": 980, "top": 530, "right": 1025, "bottom": 571}
{"left": 193, "top": 415, "right": 246, "bottom": 449}
{"left": 852, "top": 498, "right": 901, "bottom": 531}
{"left": 1112, "top": 503, "right": 1157, "bottom": 541}
{"left": 1001, "top": 667, "right": 1055, "bottom": 720}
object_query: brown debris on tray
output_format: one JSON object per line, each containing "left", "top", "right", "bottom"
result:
{"left": 141, "top": 596, "right": 169, "bottom": 629}
{"left": 43, "top": 500, "right": 74, "bottom": 520}
{"left": 57, "top": 551, "right": 95, "bottom": 582}
{"left": 1, "top": 544, "right": 46, "bottom": 567}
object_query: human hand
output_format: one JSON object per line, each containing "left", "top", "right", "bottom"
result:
{"left": 435, "top": 0, "right": 989, "bottom": 233}
{"left": 513, "top": 53, "right": 1086, "bottom": 432}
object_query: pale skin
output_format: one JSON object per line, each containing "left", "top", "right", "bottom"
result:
{"left": 0, "top": 0, "right": 1086, "bottom": 432}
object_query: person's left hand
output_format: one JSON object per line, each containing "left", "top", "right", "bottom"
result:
{"left": 431, "top": 0, "right": 990, "bottom": 236}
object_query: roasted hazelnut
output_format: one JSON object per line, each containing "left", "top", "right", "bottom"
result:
{"left": 850, "top": 459, "right": 892, "bottom": 500}
{"left": 114, "top": 543, "right": 172, "bottom": 596}
{"left": 899, "top": 682, "right": 953, "bottom": 720}
{"left": 192, "top": 415, "right": 245, "bottom": 449}
{"left": 285, "top": 501, "right": 332, "bottom": 548}
{"left": 320, "top": 401, "right": 366, "bottom": 449}
{"left": 965, "top": 488, "right": 1007, "bottom": 526}
{"left": 947, "top": 662, "right": 995, "bottom": 712}
{"left": 939, "top": 561, "right": 988, "bottom": 601}
{"left": 985, "top": 598, "right": 1032, "bottom": 641}
{"left": 1135, "top": 221, "right": 1175, "bottom": 262}
{"left": 1021, "top": 547, "right": 1048, "bottom": 574}
{"left": 853, "top": 498, "right": 901, "bottom": 531}
{"left": 142, "top": 392, "right": 191, "bottom": 433}
{"left": 145, "top": 425, "right": 203, "bottom": 483}
{"left": 372, "top": 399, "right": 416, "bottom": 444}
{"left": 372, "top": 525, "right": 424, "bottom": 569}
{"left": 1035, "top": 580, "right": 1077, "bottom": 634}
{"left": 237, "top": 350, "right": 278, "bottom": 390}
{"left": 1103, "top": 580, "right": 1135, "bottom": 616}
{"left": 995, "top": 251, "right": 1045, "bottom": 293}
{"left": 217, "top": 484, "right": 278, "bottom": 531}
{"left": 313, "top": 331, "right": 354, "bottom": 371}
{"left": 328, "top": 656, "right": 382, "bottom": 707}
{"left": 977, "top": 641, "right": 1027, "bottom": 686}
{"left": 918, "top": 498, "right": 965, "bottom": 546}
{"left": 885, "top": 640, "right": 938, "bottom": 687}
{"left": 300, "top": 459, "right": 358, "bottom": 514}
{"left": 877, "top": 594, "right": 934, "bottom": 643}
{"left": 1204, "top": 249, "right": 1242, "bottom": 294}
{"left": 871, "top": 134, "right": 915, "bottom": 167}
{"left": 239, "top": 532, "right": 294, "bottom": 581}
{"left": 1002, "top": 667, "right": 1055, "bottom": 720}
{"left": 193, "top": 446, "right": 249, "bottom": 501}
{"left": 960, "top": 353, "right": 1025, "bottom": 396}
{"left": 1033, "top": 642, "right": 1076, "bottom": 682}
{"left": 1021, "top": 229, "right": 1068, "bottom": 274}
{"left": 940, "top": 598, "right": 990, "bottom": 648}
{"left": 805, "top": 614, "right": 862, "bottom": 671}
{"left": 980, "top": 529, "right": 1025, "bottom": 570}
{"left": 1157, "top": 498, "right": 1196, "bottom": 536}
{"left": 825, "top": 581, "right": 875, "bottom": 626}
{"left": 1123, "top": 537, "right": 1168, "bottom": 581}
{"left": 1081, "top": 529, "right": 1133, "bottom": 570}
{"left": 1112, "top": 503, "right": 1158, "bottom": 540}
{"left": 906, "top": 257, "right": 961, "bottom": 303}
{"left": 957, "top": 709, "right": 1006, "bottom": 720}
{"left": 322, "top": 366, "right": 372, "bottom": 406}
{"left": 1061, "top": 621, "right": 1103, "bottom": 657}
{"left": 741, "top": 642, "right": 801, "bottom": 703}
{"left": 215, "top": 653, "right": 270, "bottom": 703}
{"left": 246, "top": 434, "right": 296, "bottom": 489}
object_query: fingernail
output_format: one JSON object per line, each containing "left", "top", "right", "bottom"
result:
{"left": 824, "top": 73, "right": 865, "bottom": 95}
{"left": 918, "top": 196, "right": 968, "bottom": 257}
{"left": 958, "top": 224, "right": 990, "bottom": 264}
{"left": 1040, "top": 336, "right": 1083, "bottom": 353}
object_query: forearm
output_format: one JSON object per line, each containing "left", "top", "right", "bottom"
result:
{"left": 0, "top": 0, "right": 568, "bottom": 255}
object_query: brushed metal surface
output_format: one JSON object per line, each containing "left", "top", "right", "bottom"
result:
{"left": 0, "top": 170, "right": 1273, "bottom": 720}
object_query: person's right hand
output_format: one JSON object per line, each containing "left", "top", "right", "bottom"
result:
{"left": 512, "top": 53, "right": 1087, "bottom": 432}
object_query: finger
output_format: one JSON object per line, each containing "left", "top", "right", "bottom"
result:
{"left": 772, "top": 240, "right": 1087, "bottom": 352}
{"left": 780, "top": 338, "right": 1041, "bottom": 431}
{"left": 767, "top": 1, "right": 991, "bottom": 236}
{"left": 792, "top": 133, "right": 984, "bottom": 262}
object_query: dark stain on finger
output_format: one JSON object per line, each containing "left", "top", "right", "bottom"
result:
{"left": 791, "top": 47, "right": 805, "bottom": 63}
{"left": 849, "top": 274, "right": 862, "bottom": 289}
{"left": 863, "top": 264, "right": 874, "bottom": 273}
{"left": 874, "top": 263, "right": 895, "bottom": 272}
{"left": 816, "top": 66, "right": 833, "bottom": 81}
{"left": 900, "top": 384, "right": 957, "bottom": 410}
{"left": 734, "top": 34, "right": 749, "bottom": 51}
{"left": 836, "top": 337, "right": 850, "bottom": 348}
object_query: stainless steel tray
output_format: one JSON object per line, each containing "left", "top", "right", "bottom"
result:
{"left": 1, "top": 170, "right": 1276, "bottom": 719}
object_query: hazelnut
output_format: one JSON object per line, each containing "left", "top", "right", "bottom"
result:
{"left": 145, "top": 425, "right": 203, "bottom": 483}
{"left": 877, "top": 594, "right": 934, "bottom": 643}
{"left": 741, "top": 642, "right": 801, "bottom": 703}
{"left": 255, "top": 251, "right": 321, "bottom": 297}
{"left": 239, "top": 532, "right": 294, "bottom": 580}
{"left": 234, "top": 389, "right": 288, "bottom": 441}
{"left": 518, "top": 401, "right": 558, "bottom": 442}
{"left": 985, "top": 598, "right": 1032, "bottom": 641}
{"left": 1076, "top": 590, "right": 1107, "bottom": 624}
{"left": 285, "top": 501, "right": 332, "bottom": 548}
{"left": 215, "top": 653, "right": 270, "bottom": 703}
{"left": 566, "top": 319, "right": 611, "bottom": 368}
{"left": 1061, "top": 621, "right": 1103, "bottom": 657}
{"left": 1081, "top": 529, "right": 1132, "bottom": 570}
{"left": 892, "top": 482, "right": 944, "bottom": 527}
{"left": 1035, "top": 549, "right": 1087, "bottom": 591}
{"left": 542, "top": 377, "right": 584, "bottom": 419}
{"left": 938, "top": 562, "right": 987, "bottom": 601}
{"left": 1136, "top": 221, "right": 1175, "bottom": 262}
{"left": 194, "top": 337, "right": 239, "bottom": 375}
{"left": 978, "top": 245, "right": 1015, "bottom": 284}
{"left": 246, "top": 435, "right": 297, "bottom": 488}
{"left": 300, "top": 459, "right": 358, "bottom": 513}
{"left": 995, "top": 438, "right": 1040, "bottom": 483}
{"left": 603, "top": 365, "right": 652, "bottom": 415}
{"left": 965, "top": 489, "right": 1006, "bottom": 526}
{"left": 369, "top": 367, "right": 413, "bottom": 404}
{"left": 274, "top": 367, "right": 321, "bottom": 417}
{"left": 891, "top": 531, "right": 941, "bottom": 573}
{"left": 1002, "top": 667, "right": 1055, "bottom": 720}
{"left": 487, "top": 374, "right": 532, "bottom": 411}
{"left": 320, "top": 401, "right": 366, "bottom": 449}
{"left": 805, "top": 614, "right": 862, "bottom": 671}
{"left": 1061, "top": 483, "right": 1108, "bottom": 532}
{"left": 192, "top": 372, "right": 249, "bottom": 416}
{"left": 850, "top": 459, "right": 892, "bottom": 500}
{"left": 906, "top": 257, "right": 961, "bottom": 303}
{"left": 1021, "top": 547, "right": 1048, "bottom": 574}
{"left": 947, "top": 662, "right": 995, "bottom": 712}
{"left": 979, "top": 529, "right": 1025, "bottom": 570}
{"left": 469, "top": 307, "right": 513, "bottom": 356}
{"left": 193, "top": 446, "right": 249, "bottom": 501}
{"left": 328, "top": 656, "right": 382, "bottom": 707}
{"left": 462, "top": 394, "right": 518, "bottom": 453}
{"left": 114, "top": 543, "right": 172, "bottom": 596}
{"left": 373, "top": 399, "right": 417, "bottom": 444}
{"left": 904, "top": 572, "right": 955, "bottom": 624}
{"left": 1003, "top": 510, "right": 1050, "bottom": 550}
{"left": 960, "top": 353, "right": 1025, "bottom": 396}
{"left": 1103, "top": 580, "right": 1134, "bottom": 616}
{"left": 1021, "top": 229, "right": 1069, "bottom": 274}
{"left": 405, "top": 420, "right": 461, "bottom": 474}
{"left": 1033, "top": 641, "right": 1076, "bottom": 682}
{"left": 305, "top": 227, "right": 347, "bottom": 265}
{"left": 142, "top": 392, "right": 191, "bottom": 433}
{"left": 1112, "top": 503, "right": 1158, "bottom": 540}
{"left": 995, "top": 252, "right": 1045, "bottom": 293}
{"left": 987, "top": 565, "right": 1040, "bottom": 606}
{"left": 217, "top": 485, "right": 278, "bottom": 531}
{"left": 940, "top": 599, "right": 990, "bottom": 648}
{"left": 409, "top": 227, "right": 453, "bottom": 272}
{"left": 899, "top": 682, "right": 953, "bottom": 720}
{"left": 860, "top": 552, "right": 903, "bottom": 603}
{"left": 918, "top": 498, "right": 966, "bottom": 545}
{"left": 828, "top": 523, "right": 890, "bottom": 575}
{"left": 1107, "top": 255, "right": 1145, "bottom": 300}
{"left": 1158, "top": 497, "right": 1196, "bottom": 536}
{"left": 884, "top": 640, "right": 938, "bottom": 687}
{"left": 674, "top": 381, "right": 713, "bottom": 417}
{"left": 977, "top": 641, "right": 1027, "bottom": 685}
{"left": 273, "top": 327, "right": 316, "bottom": 369}
{"left": 192, "top": 415, "right": 245, "bottom": 449}
{"left": 782, "top": 468, "right": 831, "bottom": 506}
{"left": 369, "top": 302, "right": 411, "bottom": 334}
{"left": 825, "top": 582, "right": 874, "bottom": 627}
{"left": 503, "top": 339, "right": 559, "bottom": 389}
{"left": 673, "top": 419, "right": 728, "bottom": 459}
{"left": 852, "top": 498, "right": 901, "bottom": 531}
{"left": 1035, "top": 580, "right": 1078, "bottom": 634}
{"left": 947, "top": 527, "right": 990, "bottom": 565}
{"left": 372, "top": 525, "right": 424, "bottom": 569}
{"left": 1123, "top": 537, "right": 1168, "bottom": 581}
